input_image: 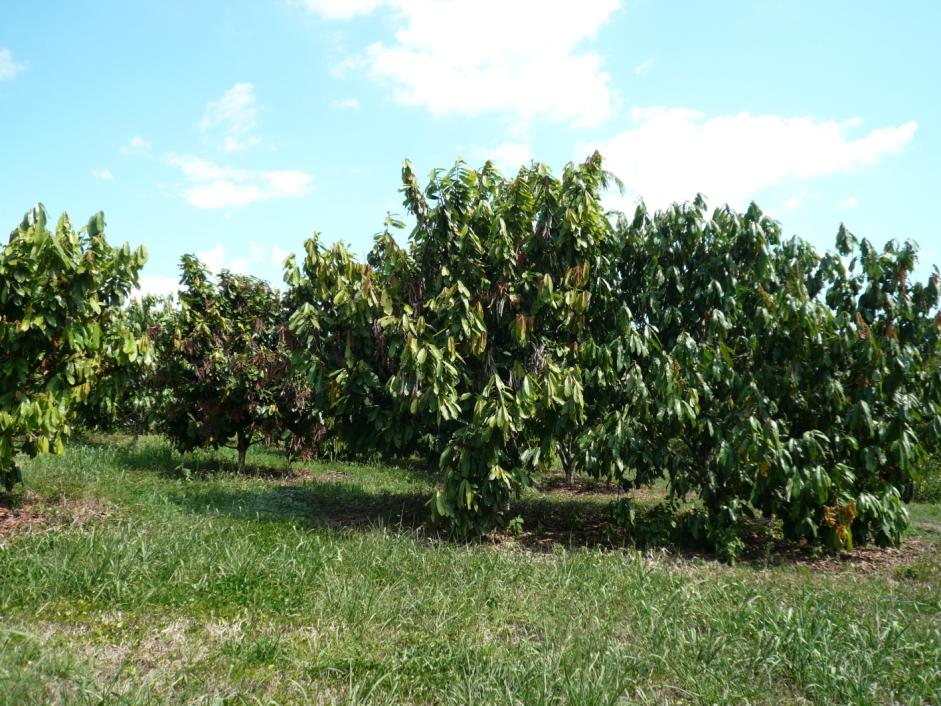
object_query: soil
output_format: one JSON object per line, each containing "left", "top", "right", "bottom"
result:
{"left": 0, "top": 495, "right": 108, "bottom": 540}
{"left": 0, "top": 502, "right": 49, "bottom": 537}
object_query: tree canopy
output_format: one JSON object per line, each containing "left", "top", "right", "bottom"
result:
{"left": 1, "top": 205, "right": 146, "bottom": 489}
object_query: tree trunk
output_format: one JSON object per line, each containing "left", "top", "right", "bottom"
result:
{"left": 557, "top": 441, "right": 576, "bottom": 487}
{"left": 236, "top": 431, "right": 250, "bottom": 473}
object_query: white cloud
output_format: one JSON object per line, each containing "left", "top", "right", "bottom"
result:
{"left": 586, "top": 108, "right": 917, "bottom": 211}
{"left": 781, "top": 190, "right": 812, "bottom": 213}
{"left": 491, "top": 142, "right": 533, "bottom": 169}
{"left": 134, "top": 245, "right": 292, "bottom": 296}
{"left": 201, "top": 83, "right": 260, "bottom": 152}
{"left": 224, "top": 135, "right": 261, "bottom": 153}
{"left": 195, "top": 241, "right": 291, "bottom": 278}
{"left": 164, "top": 153, "right": 313, "bottom": 209}
{"left": 0, "top": 48, "right": 26, "bottom": 81}
{"left": 229, "top": 240, "right": 272, "bottom": 274}
{"left": 260, "top": 169, "right": 313, "bottom": 196}
{"left": 197, "top": 245, "right": 228, "bottom": 274}
{"left": 300, "top": 0, "right": 385, "bottom": 19}
{"left": 249, "top": 240, "right": 267, "bottom": 262}
{"left": 135, "top": 274, "right": 178, "bottom": 299}
{"left": 121, "top": 135, "right": 152, "bottom": 155}
{"left": 184, "top": 172, "right": 312, "bottom": 209}
{"left": 166, "top": 154, "right": 246, "bottom": 182}
{"left": 307, "top": 0, "right": 619, "bottom": 127}
{"left": 465, "top": 141, "right": 533, "bottom": 173}
{"left": 185, "top": 182, "right": 260, "bottom": 210}
{"left": 329, "top": 97, "right": 360, "bottom": 109}
{"left": 837, "top": 196, "right": 858, "bottom": 209}
{"left": 92, "top": 168, "right": 114, "bottom": 181}
{"left": 120, "top": 97, "right": 311, "bottom": 210}
{"left": 271, "top": 245, "right": 291, "bottom": 266}
{"left": 201, "top": 82, "right": 257, "bottom": 133}
{"left": 633, "top": 58, "right": 654, "bottom": 75}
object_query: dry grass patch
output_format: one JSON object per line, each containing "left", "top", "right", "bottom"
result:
{"left": 0, "top": 494, "right": 109, "bottom": 542}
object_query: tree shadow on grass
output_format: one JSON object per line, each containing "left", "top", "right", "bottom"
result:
{"left": 73, "top": 432, "right": 436, "bottom": 485}
{"left": 73, "top": 433, "right": 932, "bottom": 569}
{"left": 169, "top": 474, "right": 937, "bottom": 573}
{"left": 172, "top": 480, "right": 433, "bottom": 533}
{"left": 171, "top": 473, "right": 658, "bottom": 552}
{"left": 73, "top": 432, "right": 222, "bottom": 478}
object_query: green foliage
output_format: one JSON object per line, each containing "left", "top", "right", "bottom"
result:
{"left": 76, "top": 295, "right": 174, "bottom": 438}
{"left": 285, "top": 155, "right": 940, "bottom": 558}
{"left": 157, "top": 256, "right": 321, "bottom": 471}
{"left": 616, "top": 199, "right": 941, "bottom": 558}
{"left": 0, "top": 205, "right": 145, "bottom": 489}
{"left": 914, "top": 453, "right": 941, "bottom": 503}
{"left": 288, "top": 154, "right": 656, "bottom": 532}
{"left": 284, "top": 235, "right": 398, "bottom": 459}
{"left": 11, "top": 159, "right": 925, "bottom": 561}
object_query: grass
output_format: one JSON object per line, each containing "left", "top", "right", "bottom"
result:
{"left": 1, "top": 435, "right": 939, "bottom": 704}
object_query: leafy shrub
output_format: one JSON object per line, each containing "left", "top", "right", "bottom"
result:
{"left": 914, "top": 454, "right": 941, "bottom": 503}
{"left": 157, "top": 256, "right": 322, "bottom": 471}
{"left": 616, "top": 200, "right": 940, "bottom": 558}
{"left": 1, "top": 205, "right": 146, "bottom": 489}
{"left": 287, "top": 155, "right": 673, "bottom": 532}
{"left": 283, "top": 155, "right": 941, "bottom": 558}
{"left": 76, "top": 295, "right": 174, "bottom": 441}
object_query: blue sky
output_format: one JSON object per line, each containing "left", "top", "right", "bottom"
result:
{"left": 1, "top": 0, "right": 938, "bottom": 293}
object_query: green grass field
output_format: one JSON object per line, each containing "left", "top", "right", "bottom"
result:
{"left": 1, "top": 435, "right": 939, "bottom": 704}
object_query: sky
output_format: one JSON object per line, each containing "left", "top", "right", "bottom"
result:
{"left": 1, "top": 0, "right": 939, "bottom": 294}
